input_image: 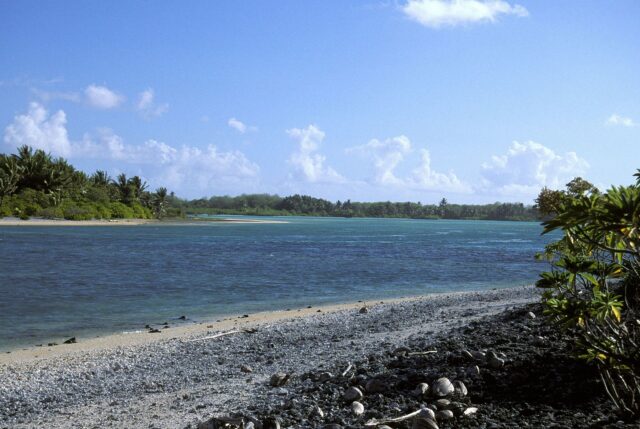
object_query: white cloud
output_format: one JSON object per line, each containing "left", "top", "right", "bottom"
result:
{"left": 31, "top": 88, "right": 81, "bottom": 103}
{"left": 228, "top": 117, "right": 247, "bottom": 134}
{"left": 287, "top": 125, "right": 345, "bottom": 183}
{"left": 409, "top": 148, "right": 469, "bottom": 192}
{"left": 348, "top": 135, "right": 469, "bottom": 193}
{"left": 348, "top": 135, "right": 412, "bottom": 185}
{"left": 606, "top": 114, "right": 636, "bottom": 128}
{"left": 481, "top": 141, "right": 589, "bottom": 197}
{"left": 136, "top": 89, "right": 169, "bottom": 118}
{"left": 78, "top": 132, "right": 260, "bottom": 192}
{"left": 402, "top": 0, "right": 528, "bottom": 28}
{"left": 4, "top": 102, "right": 72, "bottom": 157}
{"left": 84, "top": 84, "right": 124, "bottom": 109}
{"left": 4, "top": 103, "right": 260, "bottom": 196}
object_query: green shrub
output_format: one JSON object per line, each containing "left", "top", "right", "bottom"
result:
{"left": 537, "top": 172, "right": 640, "bottom": 419}
{"left": 109, "top": 202, "right": 135, "bottom": 219}
{"left": 38, "top": 206, "right": 64, "bottom": 219}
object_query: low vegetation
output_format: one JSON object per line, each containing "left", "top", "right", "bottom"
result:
{"left": 0, "top": 146, "right": 176, "bottom": 220}
{"left": 536, "top": 172, "right": 640, "bottom": 419}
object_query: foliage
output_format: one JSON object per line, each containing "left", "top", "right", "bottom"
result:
{"left": 177, "top": 193, "right": 540, "bottom": 221}
{"left": 537, "top": 175, "right": 640, "bottom": 419}
{"left": 0, "top": 146, "right": 167, "bottom": 221}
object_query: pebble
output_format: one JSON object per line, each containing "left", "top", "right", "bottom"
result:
{"left": 527, "top": 311, "right": 536, "bottom": 319}
{"left": 454, "top": 380, "right": 468, "bottom": 396}
{"left": 463, "top": 407, "right": 479, "bottom": 416}
{"left": 343, "top": 386, "right": 364, "bottom": 402}
{"left": 432, "top": 377, "right": 454, "bottom": 397}
{"left": 240, "top": 365, "right": 253, "bottom": 373}
{"left": 436, "top": 410, "right": 454, "bottom": 420}
{"left": 311, "top": 405, "right": 324, "bottom": 418}
{"left": 351, "top": 401, "right": 364, "bottom": 415}
{"left": 412, "top": 382, "right": 429, "bottom": 397}
{"left": 359, "top": 306, "right": 369, "bottom": 314}
{"left": 412, "top": 417, "right": 439, "bottom": 429}
{"left": 365, "top": 377, "right": 387, "bottom": 393}
{"left": 270, "top": 373, "right": 289, "bottom": 387}
{"left": 435, "top": 399, "right": 450, "bottom": 409}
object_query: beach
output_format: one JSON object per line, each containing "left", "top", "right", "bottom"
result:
{"left": 0, "top": 217, "right": 287, "bottom": 226}
{"left": 0, "top": 287, "right": 539, "bottom": 428}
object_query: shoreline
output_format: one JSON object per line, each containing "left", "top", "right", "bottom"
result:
{"left": 0, "top": 286, "right": 540, "bottom": 428}
{"left": 0, "top": 287, "right": 519, "bottom": 364}
{"left": 0, "top": 217, "right": 288, "bottom": 226}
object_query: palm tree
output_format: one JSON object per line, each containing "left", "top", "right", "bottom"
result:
{"left": 116, "top": 173, "right": 133, "bottom": 204}
{"left": 153, "top": 187, "right": 168, "bottom": 219}
{"left": 0, "top": 156, "right": 21, "bottom": 206}
{"left": 91, "top": 170, "right": 112, "bottom": 187}
{"left": 129, "top": 175, "right": 148, "bottom": 201}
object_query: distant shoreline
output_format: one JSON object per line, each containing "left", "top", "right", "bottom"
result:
{"left": 0, "top": 217, "right": 288, "bottom": 226}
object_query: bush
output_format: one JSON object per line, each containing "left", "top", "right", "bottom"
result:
{"left": 38, "top": 206, "right": 63, "bottom": 219}
{"left": 537, "top": 173, "right": 640, "bottom": 419}
{"left": 109, "top": 202, "right": 135, "bottom": 219}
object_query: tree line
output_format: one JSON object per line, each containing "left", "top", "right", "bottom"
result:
{"left": 1, "top": 145, "right": 544, "bottom": 221}
{"left": 178, "top": 194, "right": 539, "bottom": 220}
{"left": 0, "top": 146, "right": 172, "bottom": 220}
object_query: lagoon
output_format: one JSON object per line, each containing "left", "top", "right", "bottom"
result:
{"left": 0, "top": 216, "right": 556, "bottom": 351}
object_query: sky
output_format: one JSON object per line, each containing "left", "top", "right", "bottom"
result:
{"left": 1, "top": 0, "right": 639, "bottom": 203}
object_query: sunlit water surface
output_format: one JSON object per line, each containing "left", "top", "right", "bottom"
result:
{"left": 0, "top": 216, "right": 557, "bottom": 350}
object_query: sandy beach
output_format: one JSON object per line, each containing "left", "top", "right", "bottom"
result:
{"left": 0, "top": 287, "right": 539, "bottom": 428}
{"left": 0, "top": 217, "right": 288, "bottom": 226}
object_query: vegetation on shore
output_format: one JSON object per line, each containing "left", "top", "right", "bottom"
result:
{"left": 0, "top": 146, "right": 172, "bottom": 220}
{"left": 536, "top": 171, "right": 640, "bottom": 418}
{"left": 1, "top": 145, "right": 543, "bottom": 222}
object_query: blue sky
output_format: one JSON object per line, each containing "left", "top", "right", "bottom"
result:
{"left": 1, "top": 0, "right": 638, "bottom": 203}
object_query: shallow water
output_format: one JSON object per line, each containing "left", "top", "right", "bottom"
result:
{"left": 0, "top": 216, "right": 556, "bottom": 350}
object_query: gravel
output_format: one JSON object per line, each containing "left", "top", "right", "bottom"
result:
{"left": 0, "top": 287, "right": 538, "bottom": 428}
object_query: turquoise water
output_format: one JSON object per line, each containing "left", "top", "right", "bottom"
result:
{"left": 0, "top": 217, "right": 556, "bottom": 351}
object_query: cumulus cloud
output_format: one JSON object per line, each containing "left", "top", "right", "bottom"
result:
{"left": 409, "top": 148, "right": 469, "bottom": 192}
{"left": 228, "top": 118, "right": 247, "bottom": 134}
{"left": 348, "top": 135, "right": 469, "bottom": 193}
{"left": 84, "top": 84, "right": 124, "bottom": 109}
{"left": 78, "top": 132, "right": 260, "bottom": 192}
{"left": 402, "top": 0, "right": 528, "bottom": 28}
{"left": 4, "top": 102, "right": 72, "bottom": 157}
{"left": 4, "top": 103, "right": 260, "bottom": 196}
{"left": 287, "top": 125, "right": 345, "bottom": 183}
{"left": 136, "top": 89, "right": 169, "bottom": 118}
{"left": 481, "top": 141, "right": 589, "bottom": 197}
{"left": 348, "top": 135, "right": 412, "bottom": 185}
{"left": 606, "top": 114, "right": 636, "bottom": 128}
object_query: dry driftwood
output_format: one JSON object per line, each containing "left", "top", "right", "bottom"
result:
{"left": 364, "top": 409, "right": 424, "bottom": 426}
{"left": 187, "top": 330, "right": 242, "bottom": 342}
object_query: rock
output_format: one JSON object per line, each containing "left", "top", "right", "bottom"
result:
{"left": 412, "top": 417, "right": 439, "bottom": 429}
{"left": 454, "top": 380, "right": 468, "bottom": 396}
{"left": 351, "top": 401, "right": 364, "bottom": 416}
{"left": 317, "top": 372, "right": 333, "bottom": 383}
{"left": 435, "top": 399, "right": 450, "bottom": 409}
{"left": 241, "top": 365, "right": 253, "bottom": 373}
{"left": 412, "top": 382, "right": 429, "bottom": 397}
{"left": 470, "top": 350, "right": 486, "bottom": 360}
{"left": 263, "top": 416, "right": 281, "bottom": 429}
{"left": 311, "top": 405, "right": 324, "bottom": 418}
{"left": 343, "top": 386, "right": 364, "bottom": 402}
{"left": 378, "top": 426, "right": 393, "bottom": 429}
{"left": 488, "top": 355, "right": 505, "bottom": 369}
{"left": 63, "top": 337, "right": 76, "bottom": 344}
{"left": 432, "top": 377, "right": 454, "bottom": 397}
{"left": 178, "top": 315, "right": 186, "bottom": 320}
{"left": 365, "top": 377, "right": 387, "bottom": 393}
{"left": 419, "top": 407, "right": 436, "bottom": 420}
{"left": 463, "top": 407, "right": 478, "bottom": 416}
{"left": 270, "top": 373, "right": 289, "bottom": 387}
{"left": 462, "top": 349, "right": 474, "bottom": 360}
{"left": 322, "top": 425, "right": 342, "bottom": 429}
{"left": 359, "top": 306, "right": 369, "bottom": 314}
{"left": 148, "top": 328, "right": 161, "bottom": 333}
{"left": 436, "top": 410, "right": 454, "bottom": 420}
{"left": 527, "top": 311, "right": 536, "bottom": 319}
